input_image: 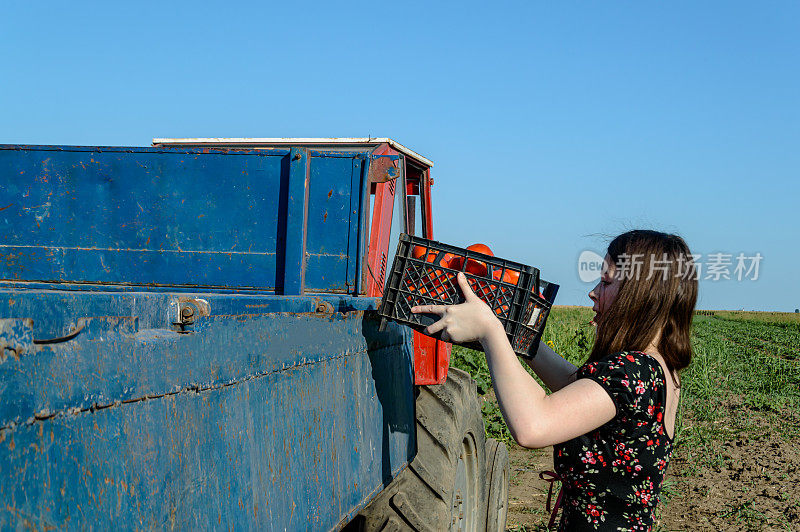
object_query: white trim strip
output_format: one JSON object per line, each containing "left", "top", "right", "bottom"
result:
{"left": 151, "top": 137, "right": 434, "bottom": 167}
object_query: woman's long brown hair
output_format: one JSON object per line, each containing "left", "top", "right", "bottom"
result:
{"left": 588, "top": 230, "right": 699, "bottom": 383}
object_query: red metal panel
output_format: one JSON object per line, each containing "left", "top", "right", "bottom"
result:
{"left": 423, "top": 169, "right": 435, "bottom": 240}
{"left": 413, "top": 168, "right": 451, "bottom": 385}
{"left": 366, "top": 145, "right": 399, "bottom": 298}
{"left": 365, "top": 149, "right": 450, "bottom": 384}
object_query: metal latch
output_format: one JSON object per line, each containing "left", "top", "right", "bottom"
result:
{"left": 170, "top": 297, "right": 210, "bottom": 332}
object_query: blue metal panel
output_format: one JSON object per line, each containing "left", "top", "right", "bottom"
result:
{"left": 0, "top": 145, "right": 374, "bottom": 294}
{"left": 0, "top": 145, "right": 286, "bottom": 290}
{"left": 282, "top": 148, "right": 309, "bottom": 295}
{"left": 0, "top": 290, "right": 415, "bottom": 530}
{"left": 304, "top": 155, "right": 355, "bottom": 293}
{"left": 0, "top": 142, "right": 417, "bottom": 529}
{"left": 349, "top": 156, "right": 365, "bottom": 292}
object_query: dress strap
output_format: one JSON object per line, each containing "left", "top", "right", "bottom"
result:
{"left": 538, "top": 470, "right": 564, "bottom": 529}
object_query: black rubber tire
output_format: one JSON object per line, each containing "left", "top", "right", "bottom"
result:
{"left": 354, "top": 368, "right": 488, "bottom": 531}
{"left": 484, "top": 439, "right": 509, "bottom": 532}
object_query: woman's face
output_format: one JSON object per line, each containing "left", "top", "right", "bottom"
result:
{"left": 589, "top": 254, "right": 621, "bottom": 323}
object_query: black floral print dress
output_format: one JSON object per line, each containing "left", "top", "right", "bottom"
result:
{"left": 552, "top": 351, "right": 674, "bottom": 531}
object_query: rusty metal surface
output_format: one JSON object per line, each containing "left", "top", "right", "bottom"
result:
{"left": 0, "top": 140, "right": 434, "bottom": 528}
{"left": 0, "top": 144, "right": 369, "bottom": 294}
{"left": 0, "top": 318, "right": 35, "bottom": 361}
{"left": 0, "top": 290, "right": 415, "bottom": 529}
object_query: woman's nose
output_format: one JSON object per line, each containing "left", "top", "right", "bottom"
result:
{"left": 588, "top": 283, "right": 599, "bottom": 301}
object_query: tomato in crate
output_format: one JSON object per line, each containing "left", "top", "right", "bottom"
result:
{"left": 379, "top": 234, "right": 559, "bottom": 358}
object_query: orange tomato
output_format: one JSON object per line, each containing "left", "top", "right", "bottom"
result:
{"left": 412, "top": 245, "right": 427, "bottom": 260}
{"left": 505, "top": 270, "right": 520, "bottom": 285}
{"left": 432, "top": 254, "right": 455, "bottom": 299}
{"left": 439, "top": 253, "right": 456, "bottom": 269}
{"left": 465, "top": 243, "right": 493, "bottom": 277}
{"left": 417, "top": 252, "right": 445, "bottom": 299}
{"left": 465, "top": 259, "right": 488, "bottom": 276}
{"left": 491, "top": 268, "right": 520, "bottom": 285}
{"left": 466, "top": 243, "right": 494, "bottom": 256}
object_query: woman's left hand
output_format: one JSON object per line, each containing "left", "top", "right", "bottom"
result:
{"left": 411, "top": 272, "right": 502, "bottom": 344}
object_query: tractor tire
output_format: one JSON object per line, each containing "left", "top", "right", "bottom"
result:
{"left": 484, "top": 439, "right": 509, "bottom": 532}
{"left": 353, "top": 368, "right": 488, "bottom": 531}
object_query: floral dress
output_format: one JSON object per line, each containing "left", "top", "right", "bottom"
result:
{"left": 552, "top": 351, "right": 674, "bottom": 531}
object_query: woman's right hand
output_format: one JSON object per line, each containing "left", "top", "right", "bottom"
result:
{"left": 411, "top": 272, "right": 503, "bottom": 344}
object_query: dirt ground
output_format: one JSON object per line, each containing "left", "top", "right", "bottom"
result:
{"left": 505, "top": 444, "right": 557, "bottom": 531}
{"left": 505, "top": 435, "right": 800, "bottom": 531}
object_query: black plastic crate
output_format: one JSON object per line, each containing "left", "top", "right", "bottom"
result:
{"left": 378, "top": 234, "right": 559, "bottom": 358}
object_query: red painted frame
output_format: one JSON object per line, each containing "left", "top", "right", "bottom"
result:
{"left": 412, "top": 167, "right": 451, "bottom": 385}
{"left": 364, "top": 144, "right": 451, "bottom": 385}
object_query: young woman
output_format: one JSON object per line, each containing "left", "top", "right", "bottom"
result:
{"left": 412, "top": 230, "right": 698, "bottom": 531}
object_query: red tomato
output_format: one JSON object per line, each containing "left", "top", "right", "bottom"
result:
{"left": 439, "top": 253, "right": 456, "bottom": 269}
{"left": 412, "top": 245, "right": 427, "bottom": 260}
{"left": 464, "top": 243, "right": 492, "bottom": 277}
{"left": 433, "top": 254, "right": 456, "bottom": 299}
{"left": 466, "top": 243, "right": 494, "bottom": 256}
{"left": 417, "top": 252, "right": 446, "bottom": 299}
{"left": 492, "top": 268, "right": 520, "bottom": 286}
{"left": 465, "top": 260, "right": 487, "bottom": 276}
{"left": 448, "top": 256, "right": 464, "bottom": 270}
{"left": 505, "top": 270, "right": 520, "bottom": 285}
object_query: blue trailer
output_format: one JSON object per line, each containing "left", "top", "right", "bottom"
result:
{"left": 0, "top": 139, "right": 509, "bottom": 531}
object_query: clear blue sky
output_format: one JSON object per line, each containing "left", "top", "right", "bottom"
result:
{"left": 2, "top": 1, "right": 798, "bottom": 311}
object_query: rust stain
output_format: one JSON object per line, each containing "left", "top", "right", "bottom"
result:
{"left": 0, "top": 203, "right": 13, "bottom": 212}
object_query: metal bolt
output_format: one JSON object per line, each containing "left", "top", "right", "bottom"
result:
{"left": 181, "top": 306, "right": 195, "bottom": 319}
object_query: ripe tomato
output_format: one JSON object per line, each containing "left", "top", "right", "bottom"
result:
{"left": 466, "top": 243, "right": 494, "bottom": 256}
{"left": 492, "top": 268, "right": 520, "bottom": 285}
{"left": 505, "top": 270, "right": 520, "bottom": 285}
{"left": 465, "top": 243, "right": 493, "bottom": 277}
{"left": 465, "top": 260, "right": 487, "bottom": 276}
{"left": 448, "top": 256, "right": 464, "bottom": 270}
{"left": 439, "top": 253, "right": 456, "bottom": 269}
{"left": 494, "top": 304, "right": 510, "bottom": 316}
{"left": 432, "top": 254, "right": 455, "bottom": 299}
{"left": 412, "top": 245, "right": 427, "bottom": 260}
{"left": 417, "top": 252, "right": 448, "bottom": 300}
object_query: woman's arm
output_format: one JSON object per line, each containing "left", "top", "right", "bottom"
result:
{"left": 480, "top": 323, "right": 615, "bottom": 448}
{"left": 413, "top": 273, "right": 615, "bottom": 449}
{"left": 524, "top": 342, "right": 578, "bottom": 392}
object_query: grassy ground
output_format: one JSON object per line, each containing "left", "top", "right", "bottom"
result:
{"left": 450, "top": 306, "right": 800, "bottom": 530}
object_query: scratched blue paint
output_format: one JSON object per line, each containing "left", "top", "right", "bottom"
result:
{"left": 305, "top": 155, "right": 355, "bottom": 292}
{"left": 348, "top": 157, "right": 366, "bottom": 291}
{"left": 0, "top": 141, "right": 421, "bottom": 529}
{"left": 0, "top": 318, "right": 34, "bottom": 358}
{"left": 0, "top": 144, "right": 374, "bottom": 294}
{"left": 283, "top": 147, "right": 309, "bottom": 295}
{"left": 0, "top": 291, "right": 415, "bottom": 530}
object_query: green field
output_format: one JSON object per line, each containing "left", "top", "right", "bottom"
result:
{"left": 451, "top": 306, "right": 800, "bottom": 530}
